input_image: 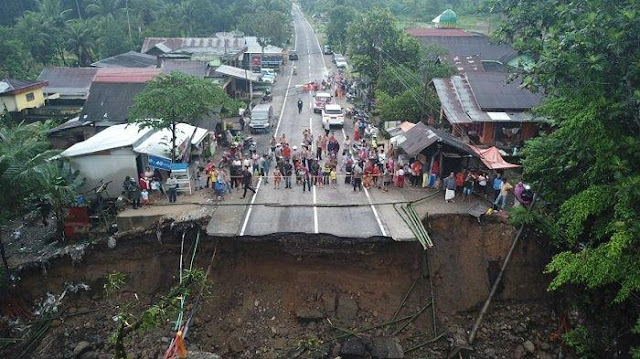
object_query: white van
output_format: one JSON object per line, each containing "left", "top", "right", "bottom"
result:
{"left": 322, "top": 104, "right": 344, "bottom": 127}
{"left": 313, "top": 92, "right": 332, "bottom": 113}
{"left": 249, "top": 103, "right": 273, "bottom": 133}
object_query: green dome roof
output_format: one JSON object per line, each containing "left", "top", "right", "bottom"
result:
{"left": 439, "top": 9, "right": 457, "bottom": 23}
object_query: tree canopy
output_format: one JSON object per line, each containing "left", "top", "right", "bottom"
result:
{"left": 0, "top": 0, "right": 292, "bottom": 78}
{"left": 346, "top": 8, "right": 422, "bottom": 84}
{"left": 493, "top": 0, "right": 640, "bottom": 355}
{"left": 128, "top": 72, "right": 239, "bottom": 161}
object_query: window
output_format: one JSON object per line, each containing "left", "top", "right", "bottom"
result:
{"left": 26, "top": 92, "right": 35, "bottom": 101}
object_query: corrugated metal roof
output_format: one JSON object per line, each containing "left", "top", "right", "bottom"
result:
{"left": 94, "top": 68, "right": 161, "bottom": 83}
{"left": 399, "top": 122, "right": 473, "bottom": 157}
{"left": 91, "top": 51, "right": 157, "bottom": 68}
{"left": 61, "top": 123, "right": 152, "bottom": 157}
{"left": 440, "top": 54, "right": 485, "bottom": 74}
{"left": 0, "top": 78, "right": 48, "bottom": 95}
{"left": 37, "top": 67, "right": 98, "bottom": 99}
{"left": 245, "top": 36, "right": 283, "bottom": 55}
{"left": 214, "top": 65, "right": 260, "bottom": 82}
{"left": 413, "top": 34, "right": 517, "bottom": 63}
{"left": 160, "top": 59, "right": 208, "bottom": 77}
{"left": 81, "top": 82, "right": 149, "bottom": 126}
{"left": 465, "top": 72, "right": 543, "bottom": 110}
{"left": 134, "top": 123, "right": 208, "bottom": 157}
{"left": 433, "top": 75, "right": 543, "bottom": 124}
{"left": 141, "top": 36, "right": 247, "bottom": 57}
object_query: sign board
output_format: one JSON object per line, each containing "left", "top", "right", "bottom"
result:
{"left": 148, "top": 155, "right": 172, "bottom": 171}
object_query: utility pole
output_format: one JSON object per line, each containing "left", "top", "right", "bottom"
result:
{"left": 125, "top": 0, "right": 132, "bottom": 42}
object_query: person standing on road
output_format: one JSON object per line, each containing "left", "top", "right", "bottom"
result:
{"left": 493, "top": 178, "right": 513, "bottom": 210}
{"left": 273, "top": 168, "right": 282, "bottom": 189}
{"left": 166, "top": 174, "right": 178, "bottom": 203}
{"left": 443, "top": 172, "right": 457, "bottom": 203}
{"left": 297, "top": 98, "right": 303, "bottom": 114}
{"left": 283, "top": 160, "right": 293, "bottom": 189}
{"left": 241, "top": 166, "right": 256, "bottom": 199}
{"left": 316, "top": 134, "right": 323, "bottom": 160}
{"left": 261, "top": 153, "right": 272, "bottom": 184}
{"left": 352, "top": 162, "right": 363, "bottom": 191}
{"left": 342, "top": 135, "right": 350, "bottom": 156}
{"left": 302, "top": 165, "right": 311, "bottom": 192}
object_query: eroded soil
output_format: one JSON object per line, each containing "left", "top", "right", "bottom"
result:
{"left": 1, "top": 215, "right": 564, "bottom": 358}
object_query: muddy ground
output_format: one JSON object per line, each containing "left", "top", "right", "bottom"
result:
{"left": 1, "top": 215, "right": 569, "bottom": 358}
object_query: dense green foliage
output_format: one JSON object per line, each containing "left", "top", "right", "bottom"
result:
{"left": 0, "top": 120, "right": 81, "bottom": 273}
{"left": 493, "top": 0, "right": 640, "bottom": 355}
{"left": 0, "top": 0, "right": 292, "bottom": 78}
{"left": 341, "top": 8, "right": 452, "bottom": 124}
{"left": 300, "top": 0, "right": 489, "bottom": 24}
{"left": 129, "top": 72, "right": 239, "bottom": 161}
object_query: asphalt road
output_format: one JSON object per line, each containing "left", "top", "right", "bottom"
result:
{"left": 239, "top": 5, "right": 388, "bottom": 238}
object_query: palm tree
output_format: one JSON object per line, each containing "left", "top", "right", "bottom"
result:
{"left": 85, "top": 0, "right": 123, "bottom": 21}
{"left": 0, "top": 122, "right": 79, "bottom": 274}
{"left": 65, "top": 19, "right": 97, "bottom": 66}
{"left": 37, "top": 0, "right": 72, "bottom": 24}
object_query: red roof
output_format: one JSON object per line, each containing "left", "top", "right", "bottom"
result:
{"left": 94, "top": 68, "right": 161, "bottom": 83}
{"left": 405, "top": 28, "right": 472, "bottom": 37}
{"left": 469, "top": 145, "right": 520, "bottom": 169}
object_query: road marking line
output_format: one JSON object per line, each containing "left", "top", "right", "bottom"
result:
{"left": 240, "top": 7, "right": 300, "bottom": 235}
{"left": 309, "top": 116, "right": 312, "bottom": 131}
{"left": 303, "top": 12, "right": 327, "bottom": 74}
{"left": 239, "top": 178, "right": 262, "bottom": 236}
{"left": 312, "top": 186, "right": 318, "bottom": 233}
{"left": 274, "top": 63, "right": 295, "bottom": 136}
{"left": 363, "top": 186, "right": 388, "bottom": 237}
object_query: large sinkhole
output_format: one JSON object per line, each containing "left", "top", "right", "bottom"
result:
{"left": 1, "top": 214, "right": 551, "bottom": 359}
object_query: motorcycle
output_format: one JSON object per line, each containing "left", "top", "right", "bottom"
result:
{"left": 243, "top": 136, "right": 256, "bottom": 155}
{"left": 293, "top": 66, "right": 297, "bottom": 75}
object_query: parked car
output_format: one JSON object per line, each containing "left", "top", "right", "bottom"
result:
{"left": 261, "top": 69, "right": 277, "bottom": 78}
{"left": 313, "top": 92, "right": 333, "bottom": 113}
{"left": 323, "top": 45, "right": 332, "bottom": 55}
{"left": 260, "top": 74, "right": 276, "bottom": 84}
{"left": 289, "top": 50, "right": 298, "bottom": 60}
{"left": 249, "top": 103, "right": 273, "bottom": 133}
{"left": 335, "top": 58, "right": 348, "bottom": 69}
{"left": 332, "top": 53, "right": 343, "bottom": 64}
{"left": 322, "top": 104, "right": 344, "bottom": 127}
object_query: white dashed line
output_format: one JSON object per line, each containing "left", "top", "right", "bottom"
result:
{"left": 312, "top": 186, "right": 318, "bottom": 233}
{"left": 363, "top": 186, "right": 388, "bottom": 237}
{"left": 239, "top": 178, "right": 262, "bottom": 236}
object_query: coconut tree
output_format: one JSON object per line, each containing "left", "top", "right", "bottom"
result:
{"left": 65, "top": 19, "right": 97, "bottom": 66}
{"left": 85, "top": 0, "right": 123, "bottom": 21}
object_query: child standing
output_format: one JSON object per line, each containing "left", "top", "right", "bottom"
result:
{"left": 273, "top": 168, "right": 282, "bottom": 189}
{"left": 330, "top": 167, "right": 337, "bottom": 189}
{"left": 140, "top": 188, "right": 150, "bottom": 207}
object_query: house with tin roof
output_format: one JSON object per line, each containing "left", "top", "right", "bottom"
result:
{"left": 0, "top": 78, "right": 48, "bottom": 114}
{"left": 141, "top": 32, "right": 247, "bottom": 66}
{"left": 91, "top": 51, "right": 158, "bottom": 69}
{"left": 432, "top": 72, "right": 544, "bottom": 150}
